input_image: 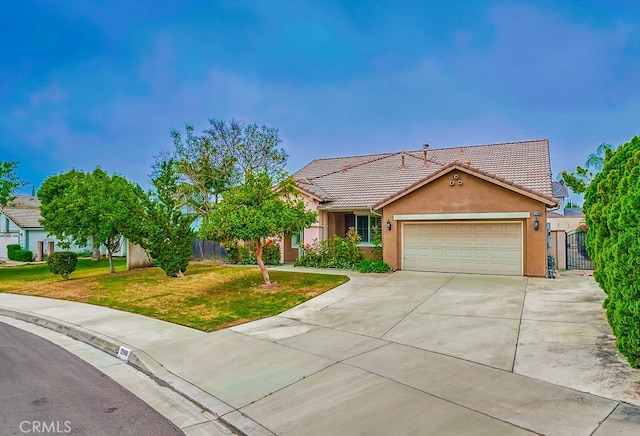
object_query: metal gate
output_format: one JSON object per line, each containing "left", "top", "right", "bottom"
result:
{"left": 192, "top": 238, "right": 226, "bottom": 261}
{"left": 566, "top": 230, "right": 593, "bottom": 270}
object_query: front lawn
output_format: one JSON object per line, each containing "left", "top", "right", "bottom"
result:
{"left": 0, "top": 259, "right": 349, "bottom": 331}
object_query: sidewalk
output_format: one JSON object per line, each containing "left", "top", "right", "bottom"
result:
{"left": 1, "top": 269, "right": 639, "bottom": 435}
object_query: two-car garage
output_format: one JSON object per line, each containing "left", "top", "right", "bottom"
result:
{"left": 402, "top": 222, "right": 523, "bottom": 276}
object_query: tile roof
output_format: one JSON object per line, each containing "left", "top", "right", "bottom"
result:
{"left": 2, "top": 195, "right": 43, "bottom": 228}
{"left": 3, "top": 208, "right": 43, "bottom": 228}
{"left": 292, "top": 139, "right": 555, "bottom": 210}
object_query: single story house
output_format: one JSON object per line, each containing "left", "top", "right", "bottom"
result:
{"left": 0, "top": 195, "right": 94, "bottom": 258}
{"left": 285, "top": 139, "right": 558, "bottom": 277}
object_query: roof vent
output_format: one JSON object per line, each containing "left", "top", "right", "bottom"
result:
{"left": 423, "top": 144, "right": 430, "bottom": 149}
{"left": 401, "top": 154, "right": 406, "bottom": 170}
{"left": 342, "top": 164, "right": 350, "bottom": 173}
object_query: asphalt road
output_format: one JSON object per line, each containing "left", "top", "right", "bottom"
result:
{"left": 0, "top": 322, "right": 184, "bottom": 436}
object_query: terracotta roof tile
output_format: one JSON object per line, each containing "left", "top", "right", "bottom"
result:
{"left": 293, "top": 140, "right": 555, "bottom": 209}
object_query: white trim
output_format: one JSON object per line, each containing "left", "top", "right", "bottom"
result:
{"left": 394, "top": 212, "right": 531, "bottom": 221}
{"left": 401, "top": 220, "right": 524, "bottom": 276}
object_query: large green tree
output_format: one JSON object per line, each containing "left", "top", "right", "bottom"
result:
{"left": 0, "top": 161, "right": 27, "bottom": 208}
{"left": 130, "top": 158, "right": 196, "bottom": 277}
{"left": 583, "top": 135, "right": 640, "bottom": 367}
{"left": 38, "top": 168, "right": 141, "bottom": 273}
{"left": 169, "top": 119, "right": 288, "bottom": 215}
{"left": 199, "top": 171, "right": 316, "bottom": 287}
{"left": 203, "top": 119, "right": 287, "bottom": 182}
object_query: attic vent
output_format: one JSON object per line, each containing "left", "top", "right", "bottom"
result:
{"left": 342, "top": 164, "right": 350, "bottom": 173}
{"left": 463, "top": 160, "right": 470, "bottom": 166}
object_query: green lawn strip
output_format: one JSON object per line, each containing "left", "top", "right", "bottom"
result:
{"left": 1, "top": 260, "right": 348, "bottom": 332}
{"left": 0, "top": 258, "right": 127, "bottom": 291}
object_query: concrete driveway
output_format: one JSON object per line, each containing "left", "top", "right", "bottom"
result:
{"left": 216, "top": 268, "right": 640, "bottom": 435}
{"left": 3, "top": 267, "right": 639, "bottom": 435}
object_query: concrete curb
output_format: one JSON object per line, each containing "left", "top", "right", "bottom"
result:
{"left": 0, "top": 307, "right": 274, "bottom": 436}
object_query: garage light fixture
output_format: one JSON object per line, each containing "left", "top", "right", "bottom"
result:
{"left": 386, "top": 219, "right": 392, "bottom": 231}
{"left": 533, "top": 217, "right": 540, "bottom": 231}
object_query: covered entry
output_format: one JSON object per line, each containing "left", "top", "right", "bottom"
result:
{"left": 402, "top": 222, "right": 523, "bottom": 275}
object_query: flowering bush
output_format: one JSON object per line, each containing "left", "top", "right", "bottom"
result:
{"left": 576, "top": 222, "right": 588, "bottom": 233}
{"left": 295, "top": 229, "right": 364, "bottom": 269}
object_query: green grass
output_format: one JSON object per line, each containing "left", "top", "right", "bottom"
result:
{"left": 0, "top": 259, "right": 349, "bottom": 332}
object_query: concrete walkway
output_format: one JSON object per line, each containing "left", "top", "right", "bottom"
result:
{"left": 1, "top": 267, "right": 640, "bottom": 435}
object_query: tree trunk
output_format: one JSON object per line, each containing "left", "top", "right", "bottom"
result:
{"left": 92, "top": 241, "right": 101, "bottom": 261}
{"left": 107, "top": 250, "right": 115, "bottom": 274}
{"left": 255, "top": 239, "right": 273, "bottom": 287}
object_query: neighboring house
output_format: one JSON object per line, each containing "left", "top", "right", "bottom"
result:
{"left": 0, "top": 195, "right": 91, "bottom": 258}
{"left": 287, "top": 139, "right": 558, "bottom": 277}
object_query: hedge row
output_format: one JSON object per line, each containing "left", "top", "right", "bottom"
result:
{"left": 584, "top": 135, "right": 640, "bottom": 368}
{"left": 7, "top": 244, "right": 33, "bottom": 262}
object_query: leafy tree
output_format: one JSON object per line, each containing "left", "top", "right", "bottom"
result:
{"left": 47, "top": 252, "right": 78, "bottom": 280}
{"left": 0, "top": 161, "right": 27, "bottom": 208}
{"left": 38, "top": 168, "right": 141, "bottom": 274}
{"left": 168, "top": 119, "right": 288, "bottom": 214}
{"left": 169, "top": 125, "right": 236, "bottom": 214}
{"left": 561, "top": 143, "right": 615, "bottom": 194}
{"left": 203, "top": 119, "right": 287, "bottom": 182}
{"left": 583, "top": 135, "right": 640, "bottom": 367}
{"left": 131, "top": 158, "right": 196, "bottom": 277}
{"left": 199, "top": 171, "right": 316, "bottom": 287}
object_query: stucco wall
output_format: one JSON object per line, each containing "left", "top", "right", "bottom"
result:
{"left": 283, "top": 191, "right": 324, "bottom": 262}
{"left": 380, "top": 169, "right": 549, "bottom": 277}
{"left": 127, "top": 241, "right": 154, "bottom": 270}
{"left": 548, "top": 230, "right": 567, "bottom": 270}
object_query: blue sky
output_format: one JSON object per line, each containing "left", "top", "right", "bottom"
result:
{"left": 2, "top": 1, "right": 639, "bottom": 201}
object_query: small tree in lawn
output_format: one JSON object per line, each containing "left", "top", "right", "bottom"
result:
{"left": 199, "top": 171, "right": 316, "bottom": 288}
{"left": 131, "top": 157, "right": 196, "bottom": 277}
{"left": 47, "top": 252, "right": 78, "bottom": 280}
{"left": 38, "top": 168, "right": 141, "bottom": 274}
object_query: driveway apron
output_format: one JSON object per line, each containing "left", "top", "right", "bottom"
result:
{"left": 2, "top": 268, "right": 640, "bottom": 435}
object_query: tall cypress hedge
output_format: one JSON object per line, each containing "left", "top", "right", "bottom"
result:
{"left": 584, "top": 135, "right": 640, "bottom": 367}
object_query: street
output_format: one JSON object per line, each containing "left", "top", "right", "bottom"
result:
{"left": 0, "top": 322, "right": 184, "bottom": 436}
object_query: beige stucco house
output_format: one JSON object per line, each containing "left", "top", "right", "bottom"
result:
{"left": 285, "top": 140, "right": 558, "bottom": 277}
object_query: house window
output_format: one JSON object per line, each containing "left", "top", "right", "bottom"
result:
{"left": 355, "top": 215, "right": 382, "bottom": 244}
{"left": 291, "top": 231, "right": 303, "bottom": 249}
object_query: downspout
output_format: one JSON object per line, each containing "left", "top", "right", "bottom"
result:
{"left": 368, "top": 206, "right": 382, "bottom": 217}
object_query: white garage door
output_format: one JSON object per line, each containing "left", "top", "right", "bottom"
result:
{"left": 402, "top": 222, "right": 523, "bottom": 275}
{"left": 0, "top": 233, "right": 19, "bottom": 258}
